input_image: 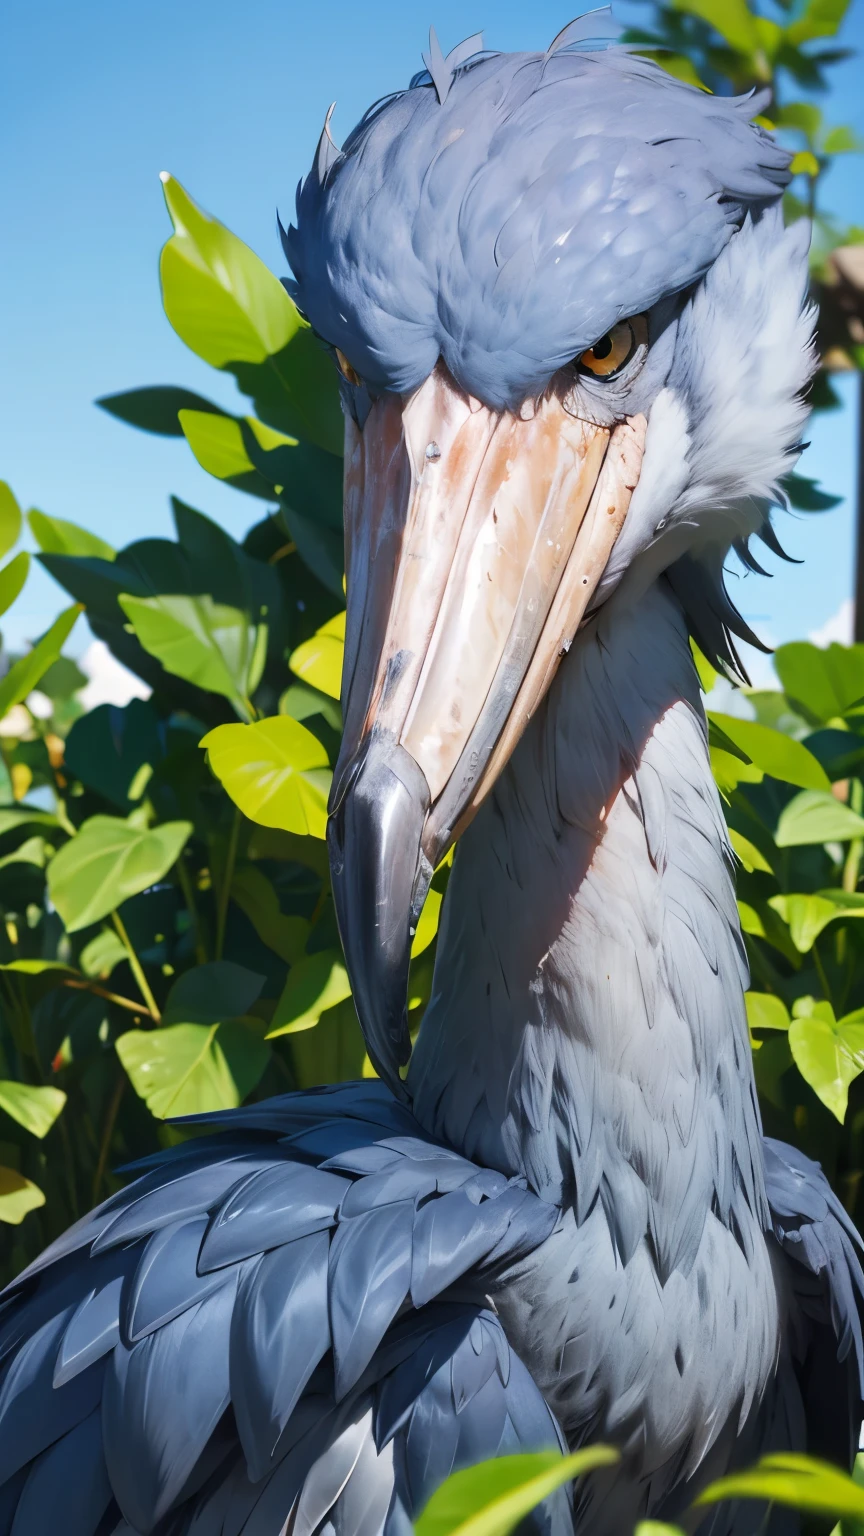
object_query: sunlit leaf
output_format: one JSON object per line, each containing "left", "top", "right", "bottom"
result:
{"left": 774, "top": 642, "right": 864, "bottom": 724}
{"left": 773, "top": 102, "right": 823, "bottom": 137}
{"left": 0, "top": 1081, "right": 66, "bottom": 1138}
{"left": 698, "top": 1453, "right": 864, "bottom": 1519}
{"left": 0, "top": 483, "right": 22, "bottom": 560}
{"left": 160, "top": 173, "right": 298, "bottom": 367}
{"left": 28, "top": 509, "right": 115, "bottom": 560}
{"left": 769, "top": 893, "right": 839, "bottom": 952}
{"left": 0, "top": 553, "right": 29, "bottom": 619}
{"left": 0, "top": 1166, "right": 45, "bottom": 1225}
{"left": 0, "top": 605, "right": 81, "bottom": 721}
{"left": 786, "top": 0, "right": 852, "bottom": 46}
{"left": 788, "top": 999, "right": 864, "bottom": 1122}
{"left": 790, "top": 150, "right": 820, "bottom": 177}
{"left": 80, "top": 929, "right": 129, "bottom": 978}
{"left": 201, "top": 717, "right": 330, "bottom": 838}
{"left": 710, "top": 747, "right": 763, "bottom": 795}
{"left": 179, "top": 409, "right": 256, "bottom": 479}
{"left": 415, "top": 1448, "right": 619, "bottom": 1536}
{"left": 119, "top": 592, "right": 265, "bottom": 718}
{"left": 117, "top": 1019, "right": 269, "bottom": 1119}
{"left": 412, "top": 888, "right": 442, "bottom": 958}
{"left": 746, "top": 993, "right": 791, "bottom": 1033}
{"left": 775, "top": 790, "right": 864, "bottom": 847}
{"left": 821, "top": 125, "right": 864, "bottom": 154}
{"left": 289, "top": 610, "right": 345, "bottom": 700}
{"left": 48, "top": 814, "right": 192, "bottom": 933}
{"left": 729, "top": 830, "right": 774, "bottom": 874}
{"left": 708, "top": 714, "right": 829, "bottom": 790}
{"left": 267, "top": 950, "right": 352, "bottom": 1036}
{"left": 671, "top": 0, "right": 759, "bottom": 53}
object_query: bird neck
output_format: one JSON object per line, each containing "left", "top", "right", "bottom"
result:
{"left": 407, "top": 576, "right": 769, "bottom": 1276}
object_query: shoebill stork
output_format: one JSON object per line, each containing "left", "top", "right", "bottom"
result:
{"left": 1, "top": 11, "right": 863, "bottom": 1535}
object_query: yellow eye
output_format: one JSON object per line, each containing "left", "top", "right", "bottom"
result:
{"left": 577, "top": 316, "right": 645, "bottom": 378}
{"left": 335, "top": 348, "right": 361, "bottom": 387}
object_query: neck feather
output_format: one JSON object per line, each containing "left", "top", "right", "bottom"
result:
{"left": 407, "top": 577, "right": 768, "bottom": 1279}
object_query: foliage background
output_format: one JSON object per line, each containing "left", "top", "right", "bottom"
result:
{"left": 0, "top": 16, "right": 863, "bottom": 1530}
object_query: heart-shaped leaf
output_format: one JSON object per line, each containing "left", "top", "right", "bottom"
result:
{"left": 201, "top": 717, "right": 330, "bottom": 837}
{"left": 0, "top": 1167, "right": 45, "bottom": 1225}
{"left": 48, "top": 814, "right": 192, "bottom": 932}
{"left": 788, "top": 998, "right": 864, "bottom": 1121}
{"left": 0, "top": 1081, "right": 66, "bottom": 1138}
{"left": 116, "top": 1019, "right": 269, "bottom": 1119}
{"left": 119, "top": 593, "right": 266, "bottom": 718}
{"left": 290, "top": 611, "right": 345, "bottom": 701}
{"left": 268, "top": 950, "right": 352, "bottom": 1037}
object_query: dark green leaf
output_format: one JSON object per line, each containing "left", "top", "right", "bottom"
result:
{"left": 162, "top": 961, "right": 265, "bottom": 1025}
{"left": 97, "top": 385, "right": 225, "bottom": 437}
{"left": 64, "top": 699, "right": 163, "bottom": 809}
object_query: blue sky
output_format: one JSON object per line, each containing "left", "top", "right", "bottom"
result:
{"left": 1, "top": 0, "right": 862, "bottom": 667}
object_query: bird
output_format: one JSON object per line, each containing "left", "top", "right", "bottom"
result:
{"left": 1, "top": 9, "right": 862, "bottom": 1535}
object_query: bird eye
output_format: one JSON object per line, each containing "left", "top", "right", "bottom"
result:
{"left": 335, "top": 348, "right": 361, "bottom": 387}
{"left": 577, "top": 316, "right": 645, "bottom": 379}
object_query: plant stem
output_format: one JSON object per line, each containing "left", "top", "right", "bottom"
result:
{"left": 111, "top": 911, "right": 161, "bottom": 1021}
{"left": 92, "top": 1072, "right": 125, "bottom": 1206}
{"left": 62, "top": 977, "right": 155, "bottom": 1018}
{"left": 812, "top": 939, "right": 833, "bottom": 1009}
{"left": 177, "top": 855, "right": 207, "bottom": 964}
{"left": 216, "top": 810, "right": 241, "bottom": 961}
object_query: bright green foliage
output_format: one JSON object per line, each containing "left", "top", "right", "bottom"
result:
{"left": 0, "top": 605, "right": 81, "bottom": 720}
{"left": 697, "top": 1454, "right": 864, "bottom": 1520}
{"left": 268, "top": 950, "right": 353, "bottom": 1036}
{"left": 415, "top": 1449, "right": 620, "bottom": 1536}
{"left": 0, "top": 1168, "right": 45, "bottom": 1225}
{"left": 28, "top": 509, "right": 115, "bottom": 560}
{"left": 117, "top": 1020, "right": 269, "bottom": 1118}
{"left": 0, "top": 1081, "right": 66, "bottom": 1138}
{"left": 0, "top": 483, "right": 22, "bottom": 560}
{"left": 201, "top": 717, "right": 331, "bottom": 837}
{"left": 787, "top": 998, "right": 864, "bottom": 1121}
{"left": 48, "top": 815, "right": 192, "bottom": 932}
{"left": 119, "top": 592, "right": 267, "bottom": 718}
{"left": 290, "top": 610, "right": 345, "bottom": 700}
{"left": 0, "top": 554, "right": 30, "bottom": 620}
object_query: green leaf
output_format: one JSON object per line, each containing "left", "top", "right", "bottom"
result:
{"left": 769, "top": 893, "right": 839, "bottom": 952}
{"left": 0, "top": 605, "right": 81, "bottom": 720}
{"left": 788, "top": 1000, "right": 864, "bottom": 1121}
{"left": 782, "top": 473, "right": 842, "bottom": 512}
{"left": 729, "top": 830, "right": 774, "bottom": 874}
{"left": 775, "top": 790, "right": 864, "bottom": 847}
{"left": 280, "top": 682, "right": 342, "bottom": 732}
{"left": 178, "top": 410, "right": 273, "bottom": 499}
{"left": 80, "top": 929, "right": 129, "bottom": 978}
{"left": 0, "top": 1166, "right": 45, "bottom": 1224}
{"left": 415, "top": 1448, "right": 620, "bottom": 1536}
{"left": 117, "top": 1019, "right": 269, "bottom": 1119}
{"left": 0, "top": 959, "right": 75, "bottom": 974}
{"left": 786, "top": 0, "right": 852, "bottom": 45}
{"left": 773, "top": 102, "right": 823, "bottom": 137}
{"left": 774, "top": 642, "right": 864, "bottom": 724}
{"left": 162, "top": 961, "right": 265, "bottom": 1025}
{"left": 289, "top": 611, "right": 345, "bottom": 700}
{"left": 0, "top": 483, "right": 22, "bottom": 560}
{"left": 708, "top": 714, "right": 829, "bottom": 790}
{"left": 412, "top": 888, "right": 442, "bottom": 958}
{"left": 119, "top": 593, "right": 264, "bottom": 718}
{"left": 790, "top": 150, "right": 820, "bottom": 177}
{"left": 0, "top": 1081, "right": 66, "bottom": 1138}
{"left": 230, "top": 864, "right": 309, "bottom": 964}
{"left": 48, "top": 814, "right": 192, "bottom": 933}
{"left": 634, "top": 1526, "right": 687, "bottom": 1536}
{"left": 690, "top": 640, "right": 717, "bottom": 694}
{"left": 28, "top": 509, "right": 115, "bottom": 560}
{"left": 710, "top": 747, "right": 763, "bottom": 795}
{"left": 201, "top": 717, "right": 330, "bottom": 838}
{"left": 0, "top": 808, "right": 58, "bottom": 835}
{"left": 65, "top": 699, "right": 162, "bottom": 809}
{"left": 671, "top": 0, "right": 759, "bottom": 52}
{"left": 698, "top": 1453, "right": 864, "bottom": 1519}
{"left": 746, "top": 993, "right": 791, "bottom": 1032}
{"left": 822, "top": 125, "right": 864, "bottom": 154}
{"left": 160, "top": 173, "right": 298, "bottom": 367}
{"left": 97, "top": 385, "right": 224, "bottom": 437}
{"left": 0, "top": 835, "right": 51, "bottom": 873}
{"left": 0, "top": 553, "right": 29, "bottom": 620}
{"left": 268, "top": 950, "right": 352, "bottom": 1036}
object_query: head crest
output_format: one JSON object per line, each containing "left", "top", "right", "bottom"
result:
{"left": 421, "top": 27, "right": 485, "bottom": 103}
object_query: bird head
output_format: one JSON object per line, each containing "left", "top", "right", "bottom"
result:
{"left": 283, "top": 9, "right": 816, "bottom": 1091}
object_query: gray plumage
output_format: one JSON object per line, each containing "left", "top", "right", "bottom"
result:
{"left": 0, "top": 10, "right": 862, "bottom": 1534}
